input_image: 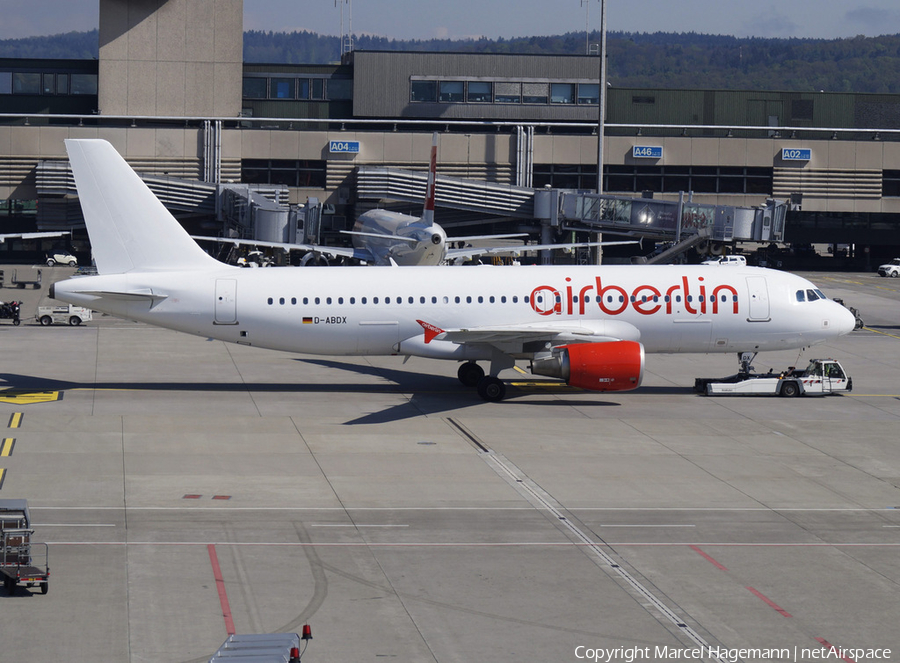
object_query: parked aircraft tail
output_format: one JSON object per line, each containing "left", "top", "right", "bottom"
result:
{"left": 65, "top": 139, "right": 221, "bottom": 275}
{"left": 421, "top": 132, "right": 438, "bottom": 226}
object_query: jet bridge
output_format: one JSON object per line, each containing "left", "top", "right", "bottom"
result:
{"left": 356, "top": 166, "right": 788, "bottom": 249}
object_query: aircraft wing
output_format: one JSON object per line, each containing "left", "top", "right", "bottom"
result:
{"left": 0, "top": 231, "right": 70, "bottom": 243}
{"left": 419, "top": 319, "right": 641, "bottom": 346}
{"left": 445, "top": 240, "right": 638, "bottom": 262}
{"left": 340, "top": 229, "right": 420, "bottom": 246}
{"left": 447, "top": 233, "right": 529, "bottom": 243}
{"left": 191, "top": 236, "right": 371, "bottom": 262}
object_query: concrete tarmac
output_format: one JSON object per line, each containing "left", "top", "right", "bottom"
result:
{"left": 0, "top": 268, "right": 899, "bottom": 662}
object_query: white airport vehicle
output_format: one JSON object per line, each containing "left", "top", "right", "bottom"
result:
{"left": 194, "top": 134, "right": 633, "bottom": 266}
{"left": 45, "top": 252, "right": 78, "bottom": 267}
{"left": 702, "top": 255, "right": 747, "bottom": 266}
{"left": 877, "top": 258, "right": 900, "bottom": 277}
{"left": 36, "top": 304, "right": 92, "bottom": 326}
{"left": 52, "top": 139, "right": 858, "bottom": 402}
{"left": 695, "top": 358, "right": 851, "bottom": 397}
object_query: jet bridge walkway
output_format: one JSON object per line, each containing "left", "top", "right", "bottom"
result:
{"left": 356, "top": 166, "right": 788, "bottom": 246}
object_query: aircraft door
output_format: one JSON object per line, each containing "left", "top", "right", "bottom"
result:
{"left": 745, "top": 276, "right": 770, "bottom": 321}
{"left": 215, "top": 279, "right": 237, "bottom": 324}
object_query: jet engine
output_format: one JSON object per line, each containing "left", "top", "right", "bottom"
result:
{"left": 530, "top": 340, "right": 644, "bottom": 392}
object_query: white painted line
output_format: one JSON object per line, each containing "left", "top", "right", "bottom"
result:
{"left": 599, "top": 524, "right": 696, "bottom": 528}
{"left": 309, "top": 524, "right": 409, "bottom": 528}
{"left": 33, "top": 523, "right": 117, "bottom": 527}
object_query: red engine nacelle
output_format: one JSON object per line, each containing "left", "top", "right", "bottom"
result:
{"left": 531, "top": 341, "right": 645, "bottom": 392}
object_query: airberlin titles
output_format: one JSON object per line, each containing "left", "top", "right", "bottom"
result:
{"left": 530, "top": 274, "right": 740, "bottom": 317}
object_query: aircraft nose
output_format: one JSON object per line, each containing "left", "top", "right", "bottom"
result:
{"left": 833, "top": 302, "right": 857, "bottom": 336}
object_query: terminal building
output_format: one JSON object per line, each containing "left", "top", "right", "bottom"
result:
{"left": 2, "top": 0, "right": 900, "bottom": 267}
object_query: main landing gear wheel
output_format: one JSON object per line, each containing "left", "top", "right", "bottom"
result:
{"left": 457, "top": 362, "right": 484, "bottom": 387}
{"left": 476, "top": 376, "right": 506, "bottom": 402}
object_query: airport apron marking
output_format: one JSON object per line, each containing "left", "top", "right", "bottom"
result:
{"left": 0, "top": 391, "right": 61, "bottom": 405}
{"left": 0, "top": 468, "right": 5, "bottom": 490}
{"left": 0, "top": 439, "right": 14, "bottom": 456}
{"left": 7, "top": 412, "right": 22, "bottom": 427}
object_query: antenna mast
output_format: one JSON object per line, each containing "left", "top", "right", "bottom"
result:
{"left": 336, "top": 0, "right": 353, "bottom": 55}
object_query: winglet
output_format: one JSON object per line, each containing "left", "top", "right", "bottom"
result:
{"left": 422, "top": 132, "right": 438, "bottom": 225}
{"left": 417, "top": 319, "right": 444, "bottom": 344}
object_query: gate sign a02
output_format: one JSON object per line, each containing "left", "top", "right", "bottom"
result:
{"left": 781, "top": 148, "right": 811, "bottom": 161}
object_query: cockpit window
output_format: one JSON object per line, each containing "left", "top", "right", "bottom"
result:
{"left": 796, "top": 290, "right": 806, "bottom": 302}
{"left": 806, "top": 289, "right": 820, "bottom": 301}
{"left": 814, "top": 289, "right": 826, "bottom": 299}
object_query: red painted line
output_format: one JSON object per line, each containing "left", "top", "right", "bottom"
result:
{"left": 207, "top": 544, "right": 236, "bottom": 635}
{"left": 690, "top": 545, "right": 728, "bottom": 570}
{"left": 816, "top": 638, "right": 857, "bottom": 663}
{"left": 746, "top": 586, "right": 792, "bottom": 618}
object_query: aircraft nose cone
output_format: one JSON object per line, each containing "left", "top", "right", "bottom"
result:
{"left": 834, "top": 303, "right": 857, "bottom": 336}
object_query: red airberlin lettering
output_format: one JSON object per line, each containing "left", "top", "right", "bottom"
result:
{"left": 528, "top": 276, "right": 740, "bottom": 317}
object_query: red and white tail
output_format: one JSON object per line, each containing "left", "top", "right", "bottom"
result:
{"left": 422, "top": 132, "right": 437, "bottom": 225}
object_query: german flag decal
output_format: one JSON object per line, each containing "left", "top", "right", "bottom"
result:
{"left": 302, "top": 317, "right": 313, "bottom": 324}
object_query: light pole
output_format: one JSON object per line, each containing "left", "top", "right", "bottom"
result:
{"left": 595, "top": 0, "right": 607, "bottom": 264}
{"left": 597, "top": 0, "right": 606, "bottom": 196}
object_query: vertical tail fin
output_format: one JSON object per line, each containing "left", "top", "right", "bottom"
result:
{"left": 65, "top": 139, "right": 221, "bottom": 274}
{"left": 421, "top": 132, "right": 438, "bottom": 225}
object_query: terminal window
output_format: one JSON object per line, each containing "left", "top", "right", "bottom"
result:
{"left": 602, "top": 165, "right": 773, "bottom": 195}
{"left": 550, "top": 83, "right": 575, "bottom": 104}
{"left": 70, "top": 74, "right": 97, "bottom": 95}
{"left": 242, "top": 159, "right": 326, "bottom": 188}
{"left": 439, "top": 81, "right": 464, "bottom": 102}
{"left": 578, "top": 84, "right": 599, "bottom": 105}
{"left": 884, "top": 170, "right": 900, "bottom": 197}
{"left": 467, "top": 82, "right": 492, "bottom": 103}
{"left": 270, "top": 78, "right": 295, "bottom": 99}
{"left": 410, "top": 80, "right": 437, "bottom": 102}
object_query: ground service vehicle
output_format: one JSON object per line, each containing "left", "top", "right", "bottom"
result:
{"left": 0, "top": 300, "right": 21, "bottom": 325}
{"left": 46, "top": 252, "right": 78, "bottom": 267}
{"left": 1, "top": 500, "right": 49, "bottom": 595}
{"left": 36, "top": 304, "right": 92, "bottom": 326}
{"left": 695, "top": 358, "right": 852, "bottom": 397}
{"left": 702, "top": 255, "right": 747, "bottom": 266}
{"left": 877, "top": 258, "right": 900, "bottom": 277}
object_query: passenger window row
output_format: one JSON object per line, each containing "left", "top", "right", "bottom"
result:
{"left": 266, "top": 295, "right": 526, "bottom": 306}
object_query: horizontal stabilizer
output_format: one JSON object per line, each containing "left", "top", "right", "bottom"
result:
{"left": 65, "top": 288, "right": 168, "bottom": 302}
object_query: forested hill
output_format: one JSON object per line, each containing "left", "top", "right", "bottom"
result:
{"left": 3, "top": 28, "right": 900, "bottom": 93}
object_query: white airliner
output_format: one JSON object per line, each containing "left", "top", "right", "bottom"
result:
{"left": 52, "top": 139, "right": 857, "bottom": 401}
{"left": 194, "top": 133, "right": 631, "bottom": 266}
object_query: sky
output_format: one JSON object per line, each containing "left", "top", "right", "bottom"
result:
{"left": 2, "top": 0, "right": 900, "bottom": 42}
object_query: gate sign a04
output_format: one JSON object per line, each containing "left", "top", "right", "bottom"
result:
{"left": 329, "top": 140, "right": 360, "bottom": 154}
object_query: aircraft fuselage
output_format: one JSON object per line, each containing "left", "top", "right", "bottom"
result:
{"left": 53, "top": 264, "right": 855, "bottom": 359}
